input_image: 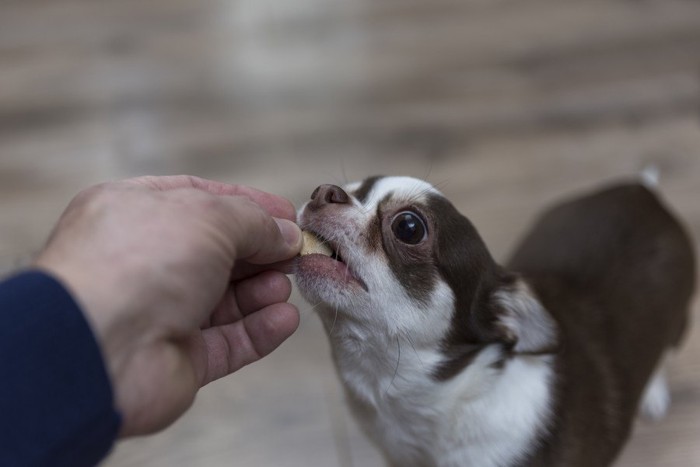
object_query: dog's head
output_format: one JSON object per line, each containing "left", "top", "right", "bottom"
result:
{"left": 296, "top": 176, "right": 556, "bottom": 378}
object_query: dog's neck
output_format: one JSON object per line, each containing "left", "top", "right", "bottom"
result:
{"left": 322, "top": 308, "right": 555, "bottom": 467}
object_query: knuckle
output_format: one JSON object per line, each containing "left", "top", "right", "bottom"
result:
{"left": 72, "top": 182, "right": 113, "bottom": 207}
{"left": 232, "top": 196, "right": 268, "bottom": 222}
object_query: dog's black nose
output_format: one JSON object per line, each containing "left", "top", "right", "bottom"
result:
{"left": 308, "top": 184, "right": 350, "bottom": 211}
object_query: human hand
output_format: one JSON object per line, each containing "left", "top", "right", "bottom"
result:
{"left": 34, "top": 176, "right": 302, "bottom": 437}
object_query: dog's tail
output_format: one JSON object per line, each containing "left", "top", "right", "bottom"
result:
{"left": 640, "top": 165, "right": 661, "bottom": 190}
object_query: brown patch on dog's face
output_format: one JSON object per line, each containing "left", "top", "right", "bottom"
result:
{"left": 425, "top": 194, "right": 516, "bottom": 380}
{"left": 357, "top": 186, "right": 518, "bottom": 365}
{"left": 351, "top": 181, "right": 516, "bottom": 362}
{"left": 353, "top": 175, "right": 384, "bottom": 204}
{"left": 378, "top": 194, "right": 437, "bottom": 304}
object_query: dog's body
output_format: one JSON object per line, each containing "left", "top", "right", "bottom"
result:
{"left": 295, "top": 176, "right": 695, "bottom": 467}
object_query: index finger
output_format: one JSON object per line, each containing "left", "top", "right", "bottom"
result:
{"left": 126, "top": 175, "right": 297, "bottom": 221}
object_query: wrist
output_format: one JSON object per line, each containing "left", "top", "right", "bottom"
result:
{"left": 32, "top": 260, "right": 134, "bottom": 392}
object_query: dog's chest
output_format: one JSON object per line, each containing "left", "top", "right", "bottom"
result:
{"left": 333, "top": 337, "right": 554, "bottom": 467}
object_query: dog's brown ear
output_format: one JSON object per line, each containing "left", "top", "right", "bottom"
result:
{"left": 493, "top": 279, "right": 558, "bottom": 354}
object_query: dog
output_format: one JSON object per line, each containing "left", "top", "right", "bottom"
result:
{"left": 294, "top": 174, "right": 696, "bottom": 467}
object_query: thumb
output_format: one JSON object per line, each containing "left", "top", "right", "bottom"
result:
{"left": 223, "top": 197, "right": 302, "bottom": 265}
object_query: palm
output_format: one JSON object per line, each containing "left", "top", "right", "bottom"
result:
{"left": 117, "top": 269, "right": 299, "bottom": 437}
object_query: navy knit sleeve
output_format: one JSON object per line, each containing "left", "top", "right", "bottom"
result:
{"left": 0, "top": 271, "right": 121, "bottom": 467}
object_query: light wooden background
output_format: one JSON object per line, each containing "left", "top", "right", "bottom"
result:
{"left": 1, "top": 0, "right": 699, "bottom": 466}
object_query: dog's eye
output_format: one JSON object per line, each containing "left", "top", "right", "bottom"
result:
{"left": 391, "top": 211, "right": 427, "bottom": 245}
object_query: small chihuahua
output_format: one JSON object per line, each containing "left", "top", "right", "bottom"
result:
{"left": 295, "top": 175, "right": 695, "bottom": 467}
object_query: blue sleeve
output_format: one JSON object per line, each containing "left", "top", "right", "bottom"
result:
{"left": 0, "top": 271, "right": 121, "bottom": 467}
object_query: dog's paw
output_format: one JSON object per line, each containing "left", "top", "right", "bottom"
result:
{"left": 640, "top": 366, "right": 670, "bottom": 421}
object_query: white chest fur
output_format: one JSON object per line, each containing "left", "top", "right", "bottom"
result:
{"left": 329, "top": 329, "right": 555, "bottom": 467}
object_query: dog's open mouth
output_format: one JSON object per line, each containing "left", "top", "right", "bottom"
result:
{"left": 300, "top": 231, "right": 341, "bottom": 260}
{"left": 298, "top": 230, "right": 367, "bottom": 291}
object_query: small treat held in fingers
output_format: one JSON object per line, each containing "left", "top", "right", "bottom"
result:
{"left": 300, "top": 231, "right": 333, "bottom": 257}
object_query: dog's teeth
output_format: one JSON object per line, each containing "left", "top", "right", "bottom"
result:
{"left": 300, "top": 231, "right": 333, "bottom": 257}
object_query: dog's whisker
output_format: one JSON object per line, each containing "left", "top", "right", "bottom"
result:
{"left": 340, "top": 160, "right": 349, "bottom": 185}
{"left": 422, "top": 160, "right": 435, "bottom": 185}
{"left": 299, "top": 302, "right": 324, "bottom": 316}
{"left": 328, "top": 304, "right": 339, "bottom": 336}
{"left": 383, "top": 335, "right": 402, "bottom": 399}
{"left": 404, "top": 332, "right": 425, "bottom": 371}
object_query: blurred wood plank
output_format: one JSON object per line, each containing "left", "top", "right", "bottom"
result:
{"left": 1, "top": 0, "right": 699, "bottom": 465}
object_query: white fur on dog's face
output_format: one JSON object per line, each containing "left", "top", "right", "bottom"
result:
{"left": 296, "top": 176, "right": 455, "bottom": 344}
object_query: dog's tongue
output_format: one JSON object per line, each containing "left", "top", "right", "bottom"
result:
{"left": 300, "top": 231, "right": 333, "bottom": 257}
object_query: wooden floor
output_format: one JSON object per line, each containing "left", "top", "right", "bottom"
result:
{"left": 1, "top": 0, "right": 700, "bottom": 465}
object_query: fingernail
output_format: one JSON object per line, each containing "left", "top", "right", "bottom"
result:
{"left": 275, "top": 218, "right": 302, "bottom": 250}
